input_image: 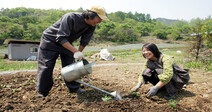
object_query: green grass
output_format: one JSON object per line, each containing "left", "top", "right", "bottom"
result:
{"left": 0, "top": 59, "right": 63, "bottom": 71}
{"left": 169, "top": 99, "right": 178, "bottom": 110}
{"left": 101, "top": 96, "right": 112, "bottom": 102}
{"left": 0, "top": 45, "right": 7, "bottom": 49}
{"left": 0, "top": 46, "right": 7, "bottom": 56}
{"left": 0, "top": 46, "right": 211, "bottom": 72}
{"left": 184, "top": 60, "right": 212, "bottom": 72}
{"left": 0, "top": 59, "right": 38, "bottom": 71}
{"left": 111, "top": 49, "right": 144, "bottom": 63}
{"left": 160, "top": 46, "right": 190, "bottom": 59}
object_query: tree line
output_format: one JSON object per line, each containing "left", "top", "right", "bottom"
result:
{"left": 0, "top": 7, "right": 211, "bottom": 48}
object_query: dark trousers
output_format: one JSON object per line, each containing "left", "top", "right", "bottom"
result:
{"left": 36, "top": 37, "right": 80, "bottom": 93}
{"left": 143, "top": 72, "right": 166, "bottom": 91}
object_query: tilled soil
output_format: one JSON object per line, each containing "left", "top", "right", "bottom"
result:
{"left": 0, "top": 63, "right": 212, "bottom": 112}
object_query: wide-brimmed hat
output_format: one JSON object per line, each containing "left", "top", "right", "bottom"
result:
{"left": 87, "top": 5, "right": 109, "bottom": 21}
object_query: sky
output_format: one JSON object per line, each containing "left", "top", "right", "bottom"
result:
{"left": 0, "top": 0, "right": 211, "bottom": 21}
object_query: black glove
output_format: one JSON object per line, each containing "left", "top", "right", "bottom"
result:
{"left": 146, "top": 86, "right": 160, "bottom": 97}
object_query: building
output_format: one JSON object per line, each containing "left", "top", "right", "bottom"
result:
{"left": 3, "top": 39, "right": 40, "bottom": 60}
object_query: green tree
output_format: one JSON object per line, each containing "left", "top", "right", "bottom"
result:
{"left": 18, "top": 16, "right": 38, "bottom": 30}
{"left": 171, "top": 20, "right": 191, "bottom": 38}
{"left": 0, "top": 8, "right": 10, "bottom": 16}
{"left": 134, "top": 12, "right": 146, "bottom": 22}
{"left": 171, "top": 20, "right": 188, "bottom": 28}
{"left": 115, "top": 11, "right": 125, "bottom": 20}
{"left": 154, "top": 21, "right": 169, "bottom": 30}
{"left": 76, "top": 7, "right": 83, "bottom": 12}
{"left": 153, "top": 22, "right": 169, "bottom": 39}
{"left": 95, "top": 21, "right": 116, "bottom": 41}
{"left": 113, "top": 24, "right": 137, "bottom": 43}
{"left": 146, "top": 14, "right": 152, "bottom": 23}
{"left": 201, "top": 20, "right": 212, "bottom": 48}
{"left": 107, "top": 11, "right": 126, "bottom": 22}
{"left": 154, "top": 29, "right": 168, "bottom": 39}
{"left": 6, "top": 7, "right": 35, "bottom": 18}
{"left": 0, "top": 24, "right": 24, "bottom": 40}
{"left": 182, "top": 25, "right": 191, "bottom": 34}
{"left": 126, "top": 11, "right": 136, "bottom": 20}
{"left": 23, "top": 23, "right": 42, "bottom": 40}
{"left": 190, "top": 18, "right": 204, "bottom": 61}
{"left": 170, "top": 28, "right": 181, "bottom": 40}
{"left": 44, "top": 9, "right": 65, "bottom": 24}
{"left": 8, "top": 24, "right": 24, "bottom": 39}
{"left": 0, "top": 16, "right": 11, "bottom": 22}
{"left": 0, "top": 7, "right": 163, "bottom": 45}
{"left": 135, "top": 22, "right": 154, "bottom": 36}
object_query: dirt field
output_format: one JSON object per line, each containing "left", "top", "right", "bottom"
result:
{"left": 0, "top": 60, "right": 212, "bottom": 112}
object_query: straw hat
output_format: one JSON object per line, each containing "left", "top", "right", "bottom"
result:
{"left": 87, "top": 5, "right": 109, "bottom": 21}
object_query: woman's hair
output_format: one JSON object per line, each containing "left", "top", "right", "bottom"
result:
{"left": 82, "top": 11, "right": 98, "bottom": 20}
{"left": 142, "top": 43, "right": 161, "bottom": 59}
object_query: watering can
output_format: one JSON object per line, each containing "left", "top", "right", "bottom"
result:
{"left": 61, "top": 59, "right": 95, "bottom": 82}
{"left": 61, "top": 59, "right": 122, "bottom": 100}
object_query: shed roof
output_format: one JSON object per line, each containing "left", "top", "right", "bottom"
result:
{"left": 3, "top": 39, "right": 40, "bottom": 44}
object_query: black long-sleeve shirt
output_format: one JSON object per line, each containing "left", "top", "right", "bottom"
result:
{"left": 43, "top": 12, "right": 96, "bottom": 47}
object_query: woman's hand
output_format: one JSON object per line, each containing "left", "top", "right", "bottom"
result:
{"left": 146, "top": 81, "right": 165, "bottom": 97}
{"left": 146, "top": 86, "right": 160, "bottom": 97}
{"left": 131, "top": 82, "right": 142, "bottom": 92}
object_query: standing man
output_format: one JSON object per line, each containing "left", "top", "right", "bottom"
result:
{"left": 36, "top": 5, "right": 109, "bottom": 97}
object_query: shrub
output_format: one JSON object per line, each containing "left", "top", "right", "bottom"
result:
{"left": 154, "top": 29, "right": 168, "bottom": 39}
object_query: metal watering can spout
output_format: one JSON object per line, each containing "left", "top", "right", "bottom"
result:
{"left": 61, "top": 60, "right": 96, "bottom": 82}
{"left": 75, "top": 79, "right": 122, "bottom": 100}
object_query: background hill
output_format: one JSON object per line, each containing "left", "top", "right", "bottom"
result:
{"left": 156, "top": 18, "right": 178, "bottom": 26}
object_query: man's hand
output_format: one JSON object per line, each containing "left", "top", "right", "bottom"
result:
{"left": 146, "top": 86, "right": 160, "bottom": 97}
{"left": 74, "top": 51, "right": 84, "bottom": 61}
{"left": 131, "top": 82, "right": 142, "bottom": 92}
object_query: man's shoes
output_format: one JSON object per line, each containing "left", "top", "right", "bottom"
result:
{"left": 164, "top": 93, "right": 175, "bottom": 100}
{"left": 35, "top": 92, "right": 49, "bottom": 98}
{"left": 69, "top": 88, "right": 86, "bottom": 94}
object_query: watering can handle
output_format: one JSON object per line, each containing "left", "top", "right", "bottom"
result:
{"left": 74, "top": 58, "right": 87, "bottom": 63}
{"left": 84, "top": 61, "right": 96, "bottom": 84}
{"left": 74, "top": 59, "right": 80, "bottom": 63}
{"left": 74, "top": 58, "right": 83, "bottom": 63}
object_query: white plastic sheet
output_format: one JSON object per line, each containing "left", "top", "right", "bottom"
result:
{"left": 99, "top": 49, "right": 114, "bottom": 61}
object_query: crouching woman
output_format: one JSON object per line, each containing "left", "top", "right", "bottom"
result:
{"left": 131, "top": 43, "right": 190, "bottom": 100}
